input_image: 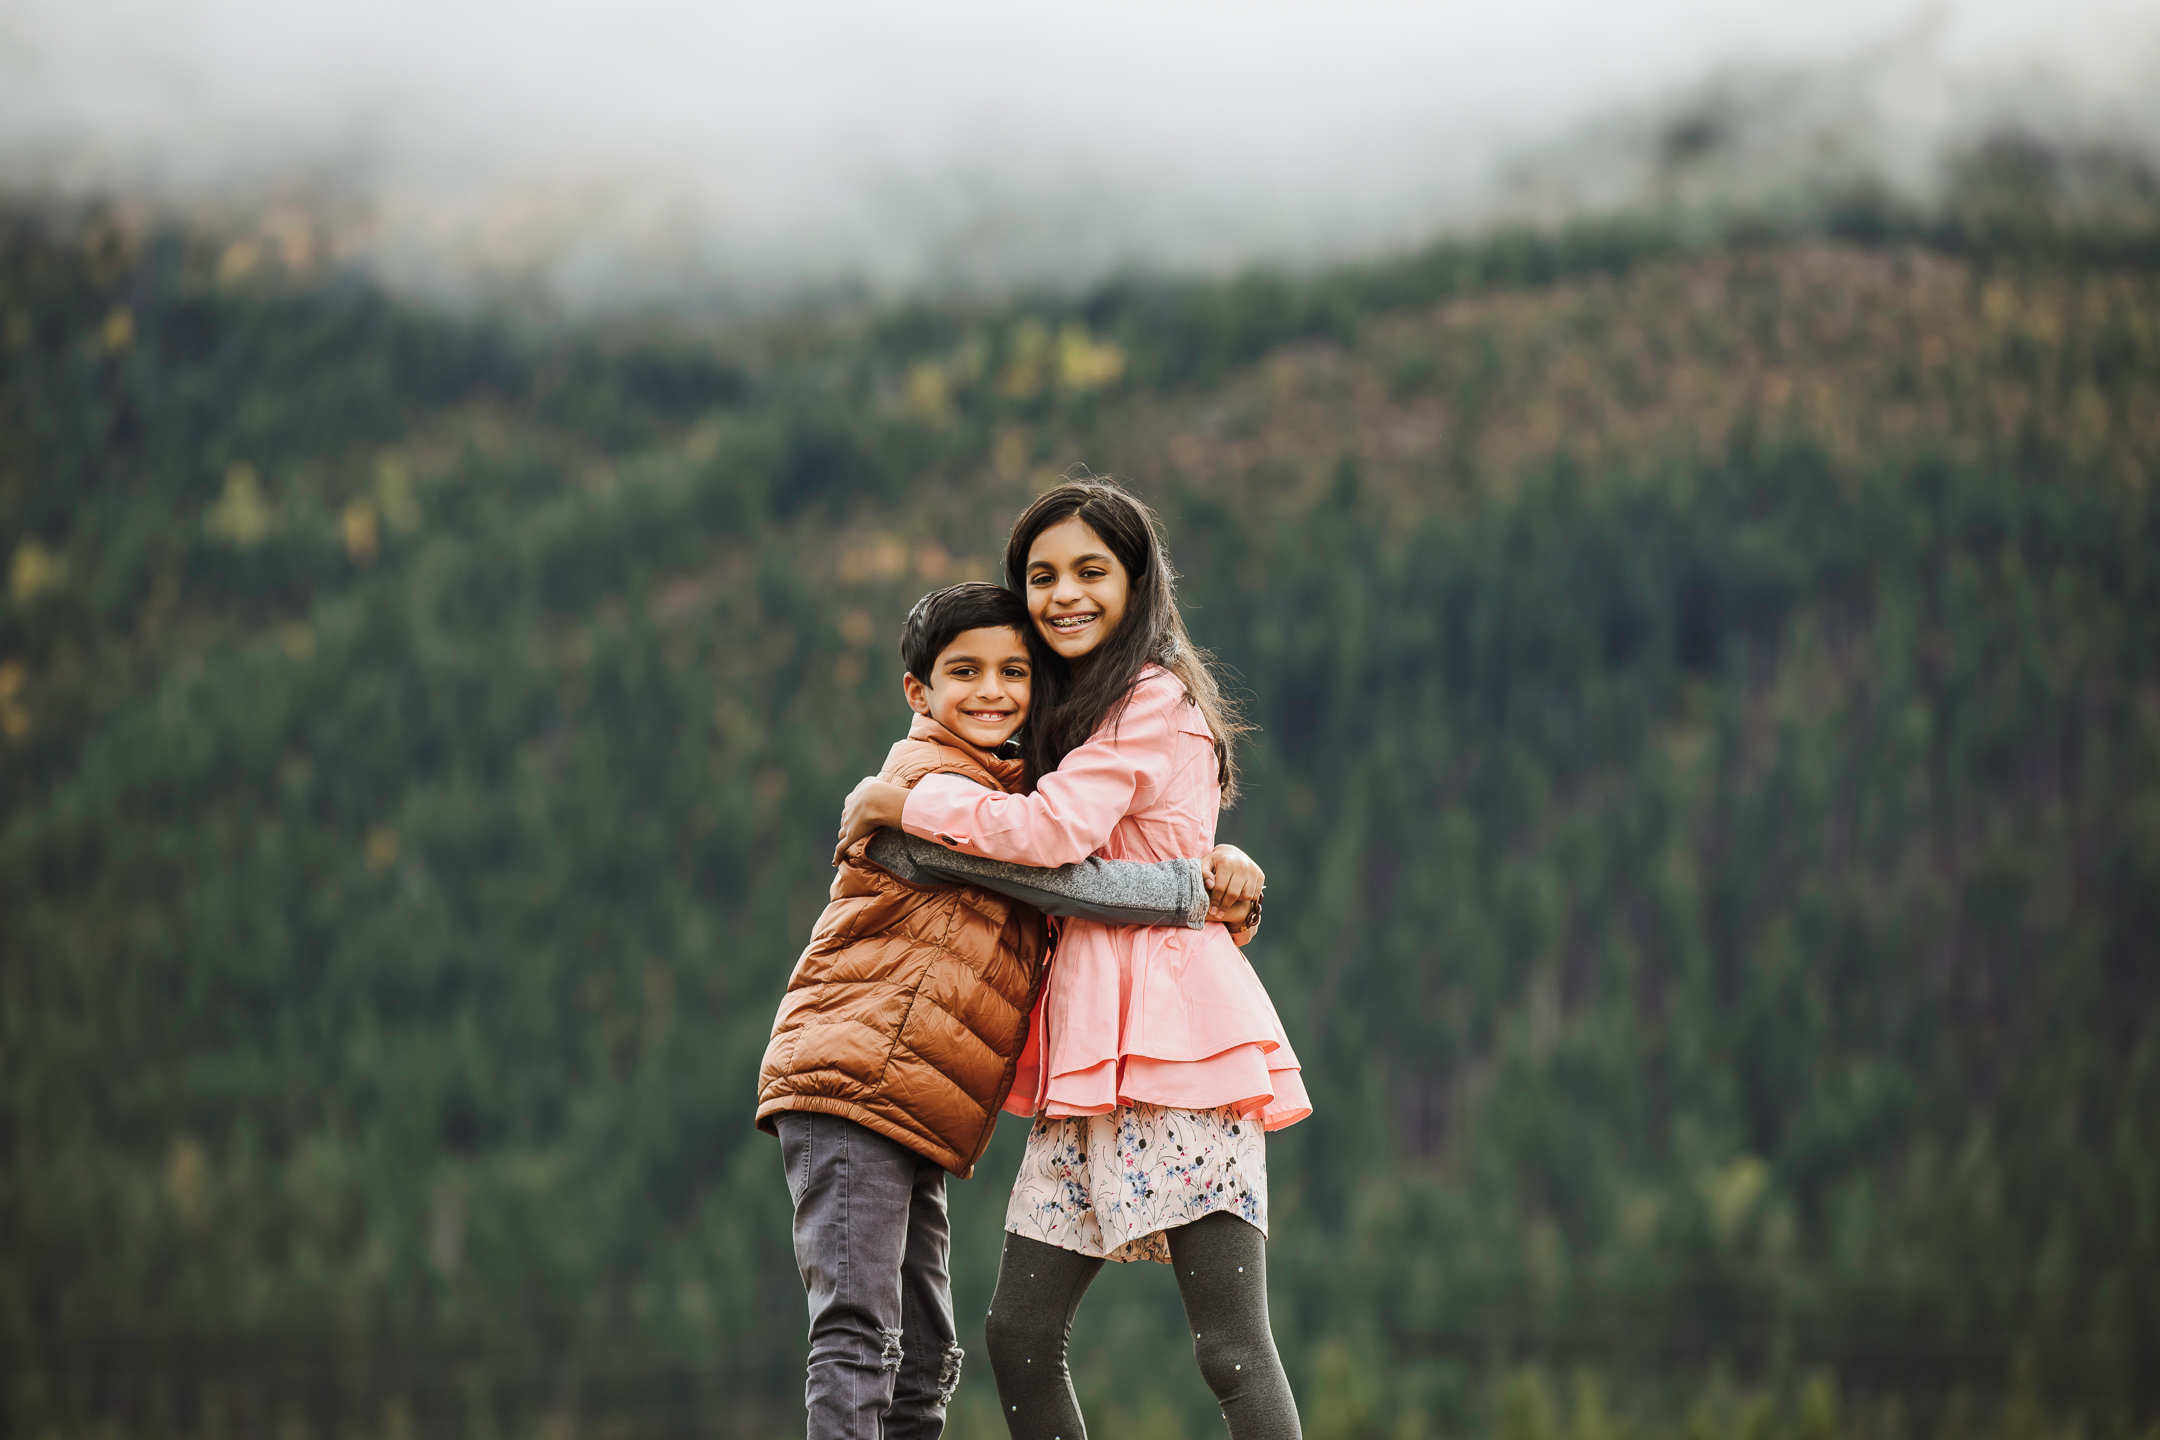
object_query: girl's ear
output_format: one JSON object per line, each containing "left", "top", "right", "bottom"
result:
{"left": 901, "top": 672, "right": 932, "bottom": 716}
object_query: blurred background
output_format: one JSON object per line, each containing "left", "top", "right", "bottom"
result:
{"left": 4, "top": 2, "right": 2158, "bottom": 1437}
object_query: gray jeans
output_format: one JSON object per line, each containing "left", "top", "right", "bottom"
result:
{"left": 777, "top": 1111, "right": 962, "bottom": 1439}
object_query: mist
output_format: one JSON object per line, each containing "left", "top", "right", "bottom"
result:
{"left": 3, "top": 0, "right": 2156, "bottom": 313}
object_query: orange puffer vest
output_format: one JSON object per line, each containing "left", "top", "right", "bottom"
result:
{"left": 755, "top": 716, "right": 1048, "bottom": 1177}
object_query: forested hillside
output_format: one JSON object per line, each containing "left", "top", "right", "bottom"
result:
{"left": 5, "top": 163, "right": 2158, "bottom": 1439}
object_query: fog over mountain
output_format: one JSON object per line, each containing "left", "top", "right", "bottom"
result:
{"left": 3, "top": 0, "right": 2156, "bottom": 312}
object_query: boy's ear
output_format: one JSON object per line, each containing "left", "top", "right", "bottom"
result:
{"left": 901, "top": 671, "right": 932, "bottom": 717}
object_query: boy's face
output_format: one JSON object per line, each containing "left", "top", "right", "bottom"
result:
{"left": 902, "top": 625, "right": 1032, "bottom": 750}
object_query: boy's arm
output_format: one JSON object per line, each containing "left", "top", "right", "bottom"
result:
{"left": 863, "top": 828, "right": 1208, "bottom": 929}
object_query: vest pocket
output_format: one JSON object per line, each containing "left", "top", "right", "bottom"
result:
{"left": 874, "top": 947, "right": 944, "bottom": 1091}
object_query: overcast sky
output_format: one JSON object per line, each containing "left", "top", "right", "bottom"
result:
{"left": 3, "top": 0, "right": 2155, "bottom": 310}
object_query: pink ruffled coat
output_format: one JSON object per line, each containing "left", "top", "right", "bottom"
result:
{"left": 902, "top": 666, "right": 1312, "bottom": 1131}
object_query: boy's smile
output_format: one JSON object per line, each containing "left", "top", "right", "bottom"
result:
{"left": 902, "top": 625, "right": 1032, "bottom": 750}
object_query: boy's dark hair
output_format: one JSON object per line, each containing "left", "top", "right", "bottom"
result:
{"left": 900, "top": 582, "right": 1030, "bottom": 682}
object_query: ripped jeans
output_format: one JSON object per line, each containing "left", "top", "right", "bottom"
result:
{"left": 777, "top": 1112, "right": 964, "bottom": 1439}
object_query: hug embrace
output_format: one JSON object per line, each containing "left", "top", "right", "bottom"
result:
{"left": 756, "top": 479, "right": 1310, "bottom": 1439}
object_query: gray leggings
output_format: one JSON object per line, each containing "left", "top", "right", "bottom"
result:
{"left": 983, "top": 1212, "right": 1301, "bottom": 1439}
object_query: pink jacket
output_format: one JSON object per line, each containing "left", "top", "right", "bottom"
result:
{"left": 903, "top": 666, "right": 1311, "bottom": 1130}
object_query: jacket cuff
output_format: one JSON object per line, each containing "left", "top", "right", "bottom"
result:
{"left": 902, "top": 773, "right": 975, "bottom": 850}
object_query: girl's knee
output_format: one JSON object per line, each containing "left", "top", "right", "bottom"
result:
{"left": 982, "top": 1303, "right": 1021, "bottom": 1357}
{"left": 984, "top": 1304, "right": 1058, "bottom": 1371}
{"left": 1192, "top": 1326, "right": 1281, "bottom": 1402}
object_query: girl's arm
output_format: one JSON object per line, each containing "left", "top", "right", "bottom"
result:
{"left": 832, "top": 749, "right": 1139, "bottom": 869}
{"left": 898, "top": 681, "right": 1181, "bottom": 868}
{"left": 832, "top": 679, "right": 1266, "bottom": 897}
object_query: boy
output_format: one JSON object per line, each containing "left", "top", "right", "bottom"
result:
{"left": 757, "top": 582, "right": 1233, "bottom": 1439}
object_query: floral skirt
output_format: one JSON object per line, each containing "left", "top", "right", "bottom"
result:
{"left": 1004, "top": 1102, "right": 1267, "bottom": 1264}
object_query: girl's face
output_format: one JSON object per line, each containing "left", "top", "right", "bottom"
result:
{"left": 1024, "top": 516, "right": 1131, "bottom": 664}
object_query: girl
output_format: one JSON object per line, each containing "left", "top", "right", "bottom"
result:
{"left": 836, "top": 481, "right": 1308, "bottom": 1439}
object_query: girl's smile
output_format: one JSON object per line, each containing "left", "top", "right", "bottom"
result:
{"left": 1026, "top": 516, "right": 1131, "bottom": 662}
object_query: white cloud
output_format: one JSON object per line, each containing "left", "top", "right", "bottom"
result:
{"left": 3, "top": 0, "right": 2153, "bottom": 310}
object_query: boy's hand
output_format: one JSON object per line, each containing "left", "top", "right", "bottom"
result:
{"left": 834, "top": 777, "right": 909, "bottom": 865}
{"left": 1202, "top": 844, "right": 1264, "bottom": 923}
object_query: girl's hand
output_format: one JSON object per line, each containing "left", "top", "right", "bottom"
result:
{"left": 1221, "top": 895, "right": 1262, "bottom": 946}
{"left": 834, "top": 777, "right": 909, "bottom": 865}
{"left": 1202, "top": 844, "right": 1264, "bottom": 923}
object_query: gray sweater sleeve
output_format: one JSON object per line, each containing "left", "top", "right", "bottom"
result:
{"left": 863, "top": 828, "right": 1208, "bottom": 930}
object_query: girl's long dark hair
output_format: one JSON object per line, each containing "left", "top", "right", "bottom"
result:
{"left": 1003, "top": 480, "right": 1249, "bottom": 804}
